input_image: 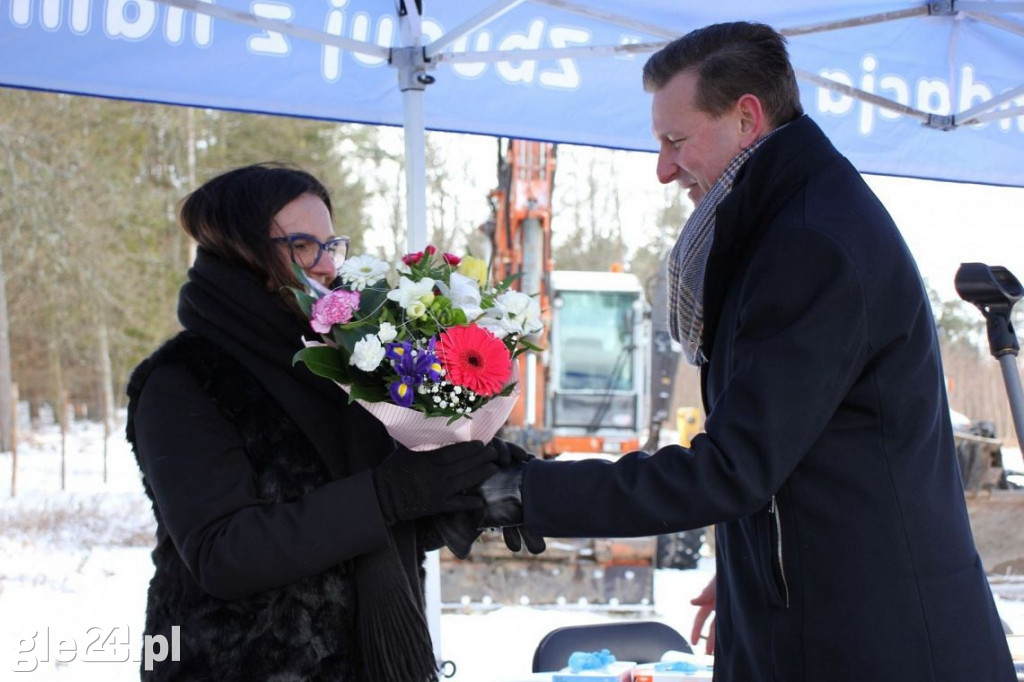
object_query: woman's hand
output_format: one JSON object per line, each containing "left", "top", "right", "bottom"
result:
{"left": 372, "top": 440, "right": 498, "bottom": 524}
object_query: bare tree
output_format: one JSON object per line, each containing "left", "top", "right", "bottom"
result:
{"left": 0, "top": 244, "right": 12, "bottom": 452}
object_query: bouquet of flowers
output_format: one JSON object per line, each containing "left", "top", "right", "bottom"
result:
{"left": 291, "top": 245, "right": 543, "bottom": 450}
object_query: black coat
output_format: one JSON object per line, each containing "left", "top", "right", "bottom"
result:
{"left": 128, "top": 332, "right": 441, "bottom": 680}
{"left": 523, "top": 117, "right": 1015, "bottom": 681}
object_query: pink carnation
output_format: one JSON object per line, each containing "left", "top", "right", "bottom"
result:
{"left": 402, "top": 251, "right": 424, "bottom": 266}
{"left": 310, "top": 289, "right": 360, "bottom": 333}
{"left": 442, "top": 253, "right": 461, "bottom": 266}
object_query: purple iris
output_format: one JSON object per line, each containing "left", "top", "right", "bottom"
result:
{"left": 389, "top": 379, "right": 415, "bottom": 407}
{"left": 422, "top": 338, "right": 443, "bottom": 382}
{"left": 384, "top": 339, "right": 443, "bottom": 408}
{"left": 385, "top": 341, "right": 411, "bottom": 363}
{"left": 387, "top": 340, "right": 442, "bottom": 384}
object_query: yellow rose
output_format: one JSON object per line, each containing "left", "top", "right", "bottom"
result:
{"left": 457, "top": 255, "right": 489, "bottom": 287}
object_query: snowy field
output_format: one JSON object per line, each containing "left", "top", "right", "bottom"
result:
{"left": 1, "top": 413, "right": 1022, "bottom": 680}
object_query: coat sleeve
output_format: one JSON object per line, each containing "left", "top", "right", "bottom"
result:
{"left": 523, "top": 226, "right": 869, "bottom": 537}
{"left": 133, "top": 364, "right": 390, "bottom": 599}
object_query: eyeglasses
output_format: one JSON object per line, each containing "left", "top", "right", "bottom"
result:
{"left": 271, "top": 233, "right": 350, "bottom": 270}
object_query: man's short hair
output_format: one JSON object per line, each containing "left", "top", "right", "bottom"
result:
{"left": 642, "top": 21, "right": 804, "bottom": 128}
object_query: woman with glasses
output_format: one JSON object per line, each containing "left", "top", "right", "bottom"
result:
{"left": 125, "top": 162, "right": 498, "bottom": 681}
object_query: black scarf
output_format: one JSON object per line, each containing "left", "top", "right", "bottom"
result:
{"left": 178, "top": 248, "right": 437, "bottom": 682}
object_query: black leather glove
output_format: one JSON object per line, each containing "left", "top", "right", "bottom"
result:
{"left": 489, "top": 437, "right": 534, "bottom": 468}
{"left": 431, "top": 508, "right": 485, "bottom": 560}
{"left": 426, "top": 439, "right": 539, "bottom": 559}
{"left": 500, "top": 525, "right": 546, "bottom": 554}
{"left": 479, "top": 462, "right": 546, "bottom": 555}
{"left": 372, "top": 440, "right": 498, "bottom": 525}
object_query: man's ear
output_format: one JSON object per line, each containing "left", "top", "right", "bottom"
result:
{"left": 736, "top": 93, "right": 767, "bottom": 148}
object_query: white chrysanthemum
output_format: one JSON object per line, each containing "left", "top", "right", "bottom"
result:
{"left": 377, "top": 321, "right": 398, "bottom": 343}
{"left": 350, "top": 334, "right": 386, "bottom": 372}
{"left": 338, "top": 255, "right": 389, "bottom": 291}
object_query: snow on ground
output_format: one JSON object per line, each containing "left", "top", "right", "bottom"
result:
{"left": 1, "top": 415, "right": 1022, "bottom": 680}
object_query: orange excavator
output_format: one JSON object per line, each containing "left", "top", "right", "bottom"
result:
{"left": 483, "top": 138, "right": 657, "bottom": 459}
{"left": 437, "top": 140, "right": 691, "bottom": 608}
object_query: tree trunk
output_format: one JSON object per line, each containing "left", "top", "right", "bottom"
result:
{"left": 9, "top": 383, "right": 17, "bottom": 497}
{"left": 60, "top": 389, "right": 68, "bottom": 491}
{"left": 185, "top": 106, "right": 197, "bottom": 267}
{"left": 97, "top": 320, "right": 115, "bottom": 483}
{"left": 0, "top": 244, "right": 13, "bottom": 453}
{"left": 50, "top": 312, "right": 67, "bottom": 490}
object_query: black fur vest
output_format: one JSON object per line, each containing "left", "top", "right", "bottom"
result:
{"left": 127, "top": 332, "right": 358, "bottom": 681}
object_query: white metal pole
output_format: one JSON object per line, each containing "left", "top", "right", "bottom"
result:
{"left": 394, "top": 2, "right": 442, "bottom": 667}
{"left": 402, "top": 80, "right": 443, "bottom": 675}
{"left": 402, "top": 90, "right": 428, "bottom": 250}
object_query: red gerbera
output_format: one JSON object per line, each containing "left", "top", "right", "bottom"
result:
{"left": 436, "top": 324, "right": 512, "bottom": 397}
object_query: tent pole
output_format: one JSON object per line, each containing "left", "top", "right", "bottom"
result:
{"left": 780, "top": 6, "right": 928, "bottom": 37}
{"left": 395, "top": 1, "right": 433, "bottom": 253}
{"left": 794, "top": 68, "right": 933, "bottom": 123}
{"left": 956, "top": 1, "right": 1024, "bottom": 12}
{"left": 428, "top": 0, "right": 528, "bottom": 59}
{"left": 394, "top": 1, "right": 444, "bottom": 667}
{"left": 402, "top": 87, "right": 428, "bottom": 250}
{"left": 965, "top": 10, "right": 1024, "bottom": 39}
{"left": 958, "top": 83, "right": 1024, "bottom": 123}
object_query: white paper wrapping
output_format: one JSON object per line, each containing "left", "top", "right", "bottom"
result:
{"left": 356, "top": 388, "right": 519, "bottom": 451}
{"left": 302, "top": 337, "right": 521, "bottom": 450}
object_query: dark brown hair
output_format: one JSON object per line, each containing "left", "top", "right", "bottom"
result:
{"left": 643, "top": 22, "right": 803, "bottom": 129}
{"left": 179, "top": 162, "right": 333, "bottom": 295}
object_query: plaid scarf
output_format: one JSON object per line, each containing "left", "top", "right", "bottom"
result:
{"left": 667, "top": 127, "right": 783, "bottom": 365}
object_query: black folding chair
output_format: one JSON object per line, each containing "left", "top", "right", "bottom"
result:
{"left": 531, "top": 621, "right": 692, "bottom": 673}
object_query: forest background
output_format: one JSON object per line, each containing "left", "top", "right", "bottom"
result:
{"left": 0, "top": 88, "right": 1021, "bottom": 457}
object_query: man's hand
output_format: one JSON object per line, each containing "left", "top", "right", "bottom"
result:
{"left": 500, "top": 525, "right": 546, "bottom": 554}
{"left": 690, "top": 574, "right": 716, "bottom": 655}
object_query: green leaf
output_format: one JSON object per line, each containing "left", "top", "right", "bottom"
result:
{"left": 497, "top": 272, "right": 522, "bottom": 291}
{"left": 347, "top": 380, "right": 389, "bottom": 403}
{"left": 286, "top": 286, "right": 317, "bottom": 318}
{"left": 358, "top": 282, "right": 389, "bottom": 317}
{"left": 292, "top": 346, "right": 347, "bottom": 383}
{"left": 518, "top": 338, "right": 545, "bottom": 353}
{"left": 331, "top": 325, "right": 365, "bottom": 356}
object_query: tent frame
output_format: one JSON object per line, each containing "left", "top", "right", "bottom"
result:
{"left": 157, "top": 0, "right": 1024, "bottom": 241}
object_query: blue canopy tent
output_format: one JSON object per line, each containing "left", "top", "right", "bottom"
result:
{"left": 3, "top": 0, "right": 1024, "bottom": 248}
{"left": 4, "top": 0, "right": 1023, "bottom": 663}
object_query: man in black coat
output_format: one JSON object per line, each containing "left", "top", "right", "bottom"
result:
{"left": 483, "top": 21, "right": 1016, "bottom": 681}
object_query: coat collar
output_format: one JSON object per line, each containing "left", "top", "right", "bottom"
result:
{"left": 698, "top": 116, "right": 843, "bottom": 367}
